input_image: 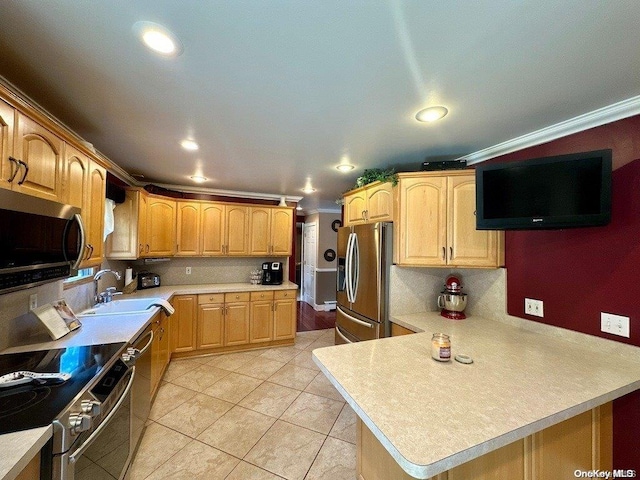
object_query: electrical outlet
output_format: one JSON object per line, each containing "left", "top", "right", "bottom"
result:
{"left": 186, "top": 267, "right": 192, "bottom": 275}
{"left": 524, "top": 298, "right": 544, "bottom": 317}
{"left": 29, "top": 294, "right": 38, "bottom": 310}
{"left": 601, "top": 312, "right": 630, "bottom": 337}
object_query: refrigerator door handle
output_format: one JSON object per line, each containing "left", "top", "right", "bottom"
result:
{"left": 337, "top": 306, "right": 374, "bottom": 329}
{"left": 335, "top": 324, "right": 353, "bottom": 343}
{"left": 352, "top": 233, "right": 360, "bottom": 303}
{"left": 345, "top": 232, "right": 354, "bottom": 303}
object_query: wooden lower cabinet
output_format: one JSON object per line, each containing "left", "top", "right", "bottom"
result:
{"left": 250, "top": 291, "right": 274, "bottom": 343}
{"left": 15, "top": 452, "right": 40, "bottom": 480}
{"left": 391, "top": 322, "right": 414, "bottom": 336}
{"left": 357, "top": 403, "right": 612, "bottom": 480}
{"left": 225, "top": 295, "right": 251, "bottom": 346}
{"left": 197, "top": 301, "right": 225, "bottom": 349}
{"left": 171, "top": 295, "right": 197, "bottom": 353}
{"left": 273, "top": 290, "right": 296, "bottom": 340}
{"left": 150, "top": 311, "right": 170, "bottom": 396}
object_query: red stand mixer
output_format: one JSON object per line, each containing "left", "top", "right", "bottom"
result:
{"left": 437, "top": 275, "right": 468, "bottom": 319}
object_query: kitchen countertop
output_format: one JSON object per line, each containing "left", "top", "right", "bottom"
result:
{"left": 312, "top": 311, "right": 640, "bottom": 479}
{"left": 0, "top": 281, "right": 297, "bottom": 480}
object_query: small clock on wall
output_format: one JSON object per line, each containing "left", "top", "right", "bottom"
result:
{"left": 331, "top": 219, "right": 342, "bottom": 232}
{"left": 324, "top": 249, "right": 336, "bottom": 262}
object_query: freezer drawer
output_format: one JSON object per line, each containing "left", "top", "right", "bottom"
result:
{"left": 336, "top": 306, "right": 380, "bottom": 343}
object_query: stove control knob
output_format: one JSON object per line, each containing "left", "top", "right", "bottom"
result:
{"left": 68, "top": 414, "right": 92, "bottom": 435}
{"left": 126, "top": 347, "right": 138, "bottom": 357}
{"left": 121, "top": 353, "right": 134, "bottom": 365}
{"left": 81, "top": 400, "right": 101, "bottom": 417}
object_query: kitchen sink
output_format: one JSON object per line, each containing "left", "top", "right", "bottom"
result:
{"left": 78, "top": 298, "right": 164, "bottom": 317}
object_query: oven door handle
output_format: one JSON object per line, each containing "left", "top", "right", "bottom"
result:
{"left": 132, "top": 329, "right": 154, "bottom": 357}
{"left": 68, "top": 366, "right": 136, "bottom": 464}
{"left": 337, "top": 306, "right": 374, "bottom": 328}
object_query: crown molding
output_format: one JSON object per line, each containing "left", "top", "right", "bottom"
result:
{"left": 459, "top": 95, "right": 640, "bottom": 165}
{"left": 304, "top": 208, "right": 342, "bottom": 215}
{"left": 151, "top": 183, "right": 303, "bottom": 203}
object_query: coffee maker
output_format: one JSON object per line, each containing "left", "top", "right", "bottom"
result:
{"left": 437, "top": 275, "right": 468, "bottom": 319}
{"left": 261, "top": 262, "right": 283, "bottom": 285}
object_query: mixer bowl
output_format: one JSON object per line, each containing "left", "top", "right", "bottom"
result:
{"left": 437, "top": 293, "right": 468, "bottom": 312}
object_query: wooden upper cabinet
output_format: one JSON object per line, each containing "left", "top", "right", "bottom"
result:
{"left": 13, "top": 112, "right": 63, "bottom": 202}
{"left": 176, "top": 201, "right": 201, "bottom": 256}
{"left": 249, "top": 207, "right": 271, "bottom": 256}
{"left": 225, "top": 205, "right": 249, "bottom": 255}
{"left": 83, "top": 162, "right": 106, "bottom": 266}
{"left": 105, "top": 188, "right": 142, "bottom": 259}
{"left": 63, "top": 145, "right": 89, "bottom": 208}
{"left": 146, "top": 196, "right": 176, "bottom": 257}
{"left": 395, "top": 172, "right": 504, "bottom": 268}
{"left": 343, "top": 181, "right": 394, "bottom": 226}
{"left": 0, "top": 99, "right": 15, "bottom": 192}
{"left": 201, "top": 203, "right": 225, "bottom": 255}
{"left": 270, "top": 208, "right": 293, "bottom": 255}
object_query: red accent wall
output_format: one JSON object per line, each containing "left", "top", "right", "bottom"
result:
{"left": 489, "top": 115, "right": 640, "bottom": 469}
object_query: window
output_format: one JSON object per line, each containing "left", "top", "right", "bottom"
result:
{"left": 64, "top": 267, "right": 95, "bottom": 287}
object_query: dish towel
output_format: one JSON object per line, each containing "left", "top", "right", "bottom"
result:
{"left": 147, "top": 299, "right": 175, "bottom": 316}
{"left": 103, "top": 198, "right": 116, "bottom": 241}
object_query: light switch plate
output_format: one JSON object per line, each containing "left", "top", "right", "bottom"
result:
{"left": 601, "top": 312, "right": 630, "bottom": 337}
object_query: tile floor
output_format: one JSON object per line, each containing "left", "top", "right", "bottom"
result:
{"left": 127, "top": 328, "right": 357, "bottom": 480}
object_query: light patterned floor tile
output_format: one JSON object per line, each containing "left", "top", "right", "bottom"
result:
{"left": 162, "top": 358, "right": 201, "bottom": 382}
{"left": 148, "top": 382, "right": 198, "bottom": 421}
{"left": 305, "top": 437, "right": 356, "bottom": 480}
{"left": 292, "top": 337, "right": 314, "bottom": 350}
{"left": 329, "top": 403, "right": 357, "bottom": 444}
{"left": 304, "top": 372, "right": 345, "bottom": 402}
{"left": 202, "top": 372, "right": 263, "bottom": 403}
{"left": 156, "top": 393, "right": 233, "bottom": 437}
{"left": 235, "top": 357, "right": 287, "bottom": 380}
{"left": 280, "top": 392, "right": 344, "bottom": 434}
{"left": 238, "top": 381, "right": 300, "bottom": 418}
{"left": 226, "top": 461, "right": 286, "bottom": 480}
{"left": 258, "top": 346, "right": 302, "bottom": 363}
{"left": 197, "top": 405, "right": 276, "bottom": 458}
{"left": 206, "top": 351, "right": 257, "bottom": 371}
{"left": 145, "top": 440, "right": 239, "bottom": 480}
{"left": 267, "top": 364, "right": 318, "bottom": 391}
{"left": 126, "top": 422, "right": 191, "bottom": 480}
{"left": 287, "top": 350, "right": 320, "bottom": 371}
{"left": 245, "top": 420, "right": 326, "bottom": 480}
{"left": 169, "top": 364, "right": 230, "bottom": 392}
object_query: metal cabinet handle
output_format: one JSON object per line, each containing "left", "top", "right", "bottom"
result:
{"left": 146, "top": 244, "right": 150, "bottom": 253}
{"left": 16, "top": 159, "right": 29, "bottom": 185}
{"left": 442, "top": 247, "right": 446, "bottom": 261}
{"left": 449, "top": 246, "right": 453, "bottom": 260}
{"left": 7, "top": 157, "right": 20, "bottom": 183}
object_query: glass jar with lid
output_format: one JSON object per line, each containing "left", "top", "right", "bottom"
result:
{"left": 431, "top": 333, "right": 451, "bottom": 362}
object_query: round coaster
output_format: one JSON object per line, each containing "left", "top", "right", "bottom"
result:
{"left": 455, "top": 354, "right": 474, "bottom": 364}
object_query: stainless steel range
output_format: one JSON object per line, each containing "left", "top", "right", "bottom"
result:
{"left": 0, "top": 342, "right": 139, "bottom": 480}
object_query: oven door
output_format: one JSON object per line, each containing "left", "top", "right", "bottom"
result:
{"left": 54, "top": 368, "right": 135, "bottom": 480}
{"left": 335, "top": 306, "right": 380, "bottom": 344}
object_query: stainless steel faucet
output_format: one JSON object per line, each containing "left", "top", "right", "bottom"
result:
{"left": 94, "top": 269, "right": 122, "bottom": 304}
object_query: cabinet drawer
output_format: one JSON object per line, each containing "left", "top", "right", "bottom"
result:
{"left": 251, "top": 291, "right": 274, "bottom": 301}
{"left": 274, "top": 290, "right": 296, "bottom": 300}
{"left": 198, "top": 293, "right": 224, "bottom": 304}
{"left": 225, "top": 292, "right": 251, "bottom": 302}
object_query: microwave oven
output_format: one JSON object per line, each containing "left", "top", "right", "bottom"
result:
{"left": 0, "top": 189, "right": 86, "bottom": 293}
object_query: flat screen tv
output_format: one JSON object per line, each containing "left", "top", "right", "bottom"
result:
{"left": 475, "top": 149, "right": 612, "bottom": 230}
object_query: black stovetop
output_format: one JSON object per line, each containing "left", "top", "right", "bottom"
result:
{"left": 0, "top": 343, "right": 126, "bottom": 435}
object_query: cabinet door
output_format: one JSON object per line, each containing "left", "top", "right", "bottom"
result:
{"left": 344, "top": 191, "right": 366, "bottom": 226}
{"left": 225, "top": 205, "right": 249, "bottom": 255}
{"left": 225, "top": 302, "right": 250, "bottom": 345}
{"left": 249, "top": 207, "right": 271, "bottom": 256}
{"left": 448, "top": 176, "right": 502, "bottom": 267}
{"left": 273, "top": 291, "right": 297, "bottom": 340}
{"left": 159, "top": 313, "right": 170, "bottom": 370}
{"left": 146, "top": 197, "right": 176, "bottom": 257}
{"left": 176, "top": 201, "right": 201, "bottom": 256}
{"left": 366, "top": 183, "right": 394, "bottom": 222}
{"left": 14, "top": 113, "right": 63, "bottom": 202}
{"left": 397, "top": 176, "right": 447, "bottom": 266}
{"left": 197, "top": 303, "right": 224, "bottom": 349}
{"left": 0, "top": 99, "right": 15, "bottom": 191}
{"left": 105, "top": 189, "right": 141, "bottom": 260}
{"left": 201, "top": 203, "right": 225, "bottom": 255}
{"left": 250, "top": 300, "right": 273, "bottom": 343}
{"left": 82, "top": 162, "right": 106, "bottom": 267}
{"left": 138, "top": 191, "right": 148, "bottom": 256}
{"left": 171, "top": 295, "right": 197, "bottom": 353}
{"left": 62, "top": 144, "right": 88, "bottom": 209}
{"left": 270, "top": 208, "right": 293, "bottom": 256}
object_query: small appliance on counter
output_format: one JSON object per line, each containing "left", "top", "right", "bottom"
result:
{"left": 137, "top": 271, "right": 161, "bottom": 289}
{"left": 261, "top": 262, "right": 283, "bottom": 285}
{"left": 437, "top": 274, "right": 468, "bottom": 319}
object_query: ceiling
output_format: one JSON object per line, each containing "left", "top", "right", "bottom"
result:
{"left": 1, "top": 1, "right": 640, "bottom": 212}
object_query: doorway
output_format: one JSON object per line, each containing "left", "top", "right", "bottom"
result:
{"left": 302, "top": 222, "right": 317, "bottom": 307}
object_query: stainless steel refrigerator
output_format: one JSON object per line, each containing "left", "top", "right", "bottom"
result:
{"left": 335, "top": 222, "right": 393, "bottom": 344}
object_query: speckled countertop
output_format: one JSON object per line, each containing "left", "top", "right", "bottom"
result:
{"left": 0, "top": 281, "right": 297, "bottom": 480}
{"left": 312, "top": 311, "right": 640, "bottom": 479}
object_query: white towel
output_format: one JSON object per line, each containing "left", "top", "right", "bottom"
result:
{"left": 103, "top": 198, "right": 116, "bottom": 241}
{"left": 147, "top": 299, "right": 175, "bottom": 316}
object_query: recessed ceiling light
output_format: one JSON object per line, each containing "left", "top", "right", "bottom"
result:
{"left": 133, "top": 21, "right": 183, "bottom": 57}
{"left": 415, "top": 106, "right": 449, "bottom": 122}
{"left": 336, "top": 164, "right": 355, "bottom": 172}
{"left": 301, "top": 187, "right": 316, "bottom": 194}
{"left": 190, "top": 175, "right": 207, "bottom": 183}
{"left": 181, "top": 139, "right": 199, "bottom": 151}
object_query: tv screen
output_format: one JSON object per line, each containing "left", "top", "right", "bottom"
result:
{"left": 475, "top": 149, "right": 612, "bottom": 230}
